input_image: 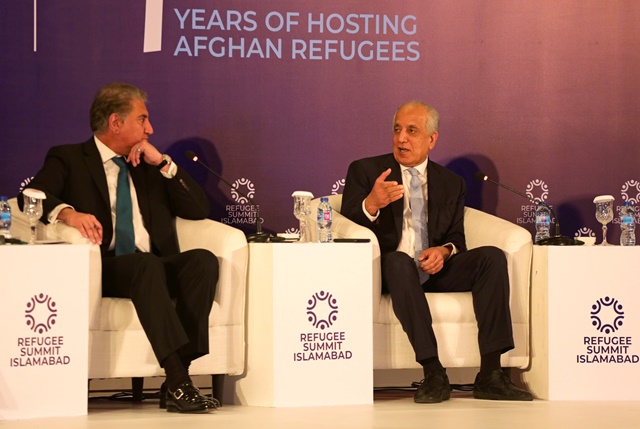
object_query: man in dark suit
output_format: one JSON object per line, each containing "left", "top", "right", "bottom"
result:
{"left": 19, "top": 83, "right": 218, "bottom": 413}
{"left": 342, "top": 101, "right": 532, "bottom": 403}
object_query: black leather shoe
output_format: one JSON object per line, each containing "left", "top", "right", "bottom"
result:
{"left": 414, "top": 369, "right": 451, "bottom": 403}
{"left": 166, "top": 381, "right": 216, "bottom": 413}
{"left": 473, "top": 369, "right": 534, "bottom": 401}
{"left": 161, "top": 382, "right": 220, "bottom": 410}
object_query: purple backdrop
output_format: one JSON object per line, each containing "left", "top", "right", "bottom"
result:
{"left": 2, "top": 1, "right": 640, "bottom": 242}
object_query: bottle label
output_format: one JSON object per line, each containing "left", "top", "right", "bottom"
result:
{"left": 622, "top": 215, "right": 633, "bottom": 225}
{"left": 536, "top": 215, "right": 550, "bottom": 224}
{"left": 0, "top": 212, "right": 10, "bottom": 222}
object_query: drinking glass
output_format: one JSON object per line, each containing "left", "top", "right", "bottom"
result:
{"left": 22, "top": 188, "right": 46, "bottom": 244}
{"left": 593, "top": 195, "right": 615, "bottom": 246}
{"left": 292, "top": 191, "right": 314, "bottom": 242}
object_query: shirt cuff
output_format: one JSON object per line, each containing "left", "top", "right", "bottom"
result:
{"left": 160, "top": 160, "right": 178, "bottom": 179}
{"left": 48, "top": 204, "right": 73, "bottom": 224}
{"left": 362, "top": 199, "right": 379, "bottom": 222}
{"left": 442, "top": 243, "right": 457, "bottom": 260}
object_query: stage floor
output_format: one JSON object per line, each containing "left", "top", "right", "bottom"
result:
{"left": 3, "top": 389, "right": 640, "bottom": 429}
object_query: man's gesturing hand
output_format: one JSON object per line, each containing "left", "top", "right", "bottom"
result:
{"left": 364, "top": 168, "right": 405, "bottom": 216}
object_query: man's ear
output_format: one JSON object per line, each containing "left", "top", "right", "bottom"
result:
{"left": 108, "top": 113, "right": 121, "bottom": 133}
{"left": 428, "top": 131, "right": 439, "bottom": 150}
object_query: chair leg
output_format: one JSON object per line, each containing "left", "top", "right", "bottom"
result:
{"left": 131, "top": 377, "right": 144, "bottom": 402}
{"left": 211, "top": 374, "right": 225, "bottom": 405}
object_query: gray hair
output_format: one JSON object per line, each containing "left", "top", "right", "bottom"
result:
{"left": 393, "top": 101, "right": 440, "bottom": 135}
{"left": 90, "top": 83, "right": 147, "bottom": 134}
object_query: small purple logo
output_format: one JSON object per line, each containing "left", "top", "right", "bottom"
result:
{"left": 307, "top": 291, "right": 338, "bottom": 330}
{"left": 25, "top": 293, "right": 58, "bottom": 333}
{"left": 591, "top": 296, "right": 624, "bottom": 334}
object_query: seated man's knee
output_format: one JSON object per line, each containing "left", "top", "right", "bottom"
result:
{"left": 476, "top": 246, "right": 508, "bottom": 270}
{"left": 382, "top": 251, "right": 419, "bottom": 293}
{"left": 133, "top": 252, "right": 163, "bottom": 270}
{"left": 188, "top": 249, "right": 219, "bottom": 278}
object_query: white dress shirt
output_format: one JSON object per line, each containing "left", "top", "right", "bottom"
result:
{"left": 361, "top": 157, "right": 457, "bottom": 259}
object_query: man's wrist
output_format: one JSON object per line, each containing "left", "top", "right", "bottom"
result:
{"left": 157, "top": 154, "right": 172, "bottom": 170}
{"left": 441, "top": 243, "right": 454, "bottom": 260}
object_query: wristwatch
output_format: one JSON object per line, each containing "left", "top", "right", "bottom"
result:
{"left": 157, "top": 154, "right": 172, "bottom": 170}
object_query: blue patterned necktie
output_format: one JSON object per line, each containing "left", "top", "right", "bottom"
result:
{"left": 408, "top": 168, "right": 429, "bottom": 284}
{"left": 112, "top": 157, "right": 136, "bottom": 255}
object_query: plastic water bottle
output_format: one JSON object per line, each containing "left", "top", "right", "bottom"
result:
{"left": 620, "top": 201, "right": 636, "bottom": 246}
{"left": 317, "top": 197, "right": 333, "bottom": 243}
{"left": 535, "top": 203, "right": 551, "bottom": 244}
{"left": 0, "top": 196, "right": 11, "bottom": 238}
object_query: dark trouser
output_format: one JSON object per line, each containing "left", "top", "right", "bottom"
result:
{"left": 101, "top": 249, "right": 219, "bottom": 365}
{"left": 381, "top": 246, "right": 514, "bottom": 363}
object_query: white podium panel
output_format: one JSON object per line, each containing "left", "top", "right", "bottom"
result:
{"left": 234, "top": 242, "right": 373, "bottom": 407}
{"left": 0, "top": 244, "right": 89, "bottom": 420}
{"left": 525, "top": 246, "right": 640, "bottom": 400}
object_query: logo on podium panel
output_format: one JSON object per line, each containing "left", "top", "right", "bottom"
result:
{"left": 306, "top": 290, "right": 338, "bottom": 329}
{"left": 25, "top": 293, "right": 58, "bottom": 334}
{"left": 591, "top": 296, "right": 624, "bottom": 334}
{"left": 10, "top": 293, "right": 72, "bottom": 367}
{"left": 294, "top": 290, "right": 352, "bottom": 362}
{"left": 577, "top": 296, "right": 638, "bottom": 364}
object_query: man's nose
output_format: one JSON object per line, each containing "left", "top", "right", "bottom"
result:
{"left": 145, "top": 121, "right": 154, "bottom": 135}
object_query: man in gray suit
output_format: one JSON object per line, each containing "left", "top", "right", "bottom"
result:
{"left": 342, "top": 101, "right": 532, "bottom": 403}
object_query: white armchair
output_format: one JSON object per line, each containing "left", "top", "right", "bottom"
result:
{"left": 8, "top": 198, "right": 248, "bottom": 398}
{"left": 309, "top": 195, "right": 532, "bottom": 371}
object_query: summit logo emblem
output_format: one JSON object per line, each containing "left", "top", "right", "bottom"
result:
{"left": 525, "top": 179, "right": 549, "bottom": 203}
{"left": 25, "top": 293, "right": 58, "bottom": 334}
{"left": 230, "top": 178, "right": 256, "bottom": 204}
{"left": 306, "top": 291, "right": 338, "bottom": 330}
{"left": 591, "top": 296, "right": 624, "bottom": 334}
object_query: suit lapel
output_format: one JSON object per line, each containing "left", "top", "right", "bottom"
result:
{"left": 427, "top": 161, "right": 443, "bottom": 245}
{"left": 128, "top": 162, "right": 151, "bottom": 228}
{"left": 388, "top": 157, "right": 404, "bottom": 242}
{"left": 82, "top": 139, "right": 110, "bottom": 209}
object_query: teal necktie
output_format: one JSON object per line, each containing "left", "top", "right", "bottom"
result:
{"left": 408, "top": 168, "right": 429, "bottom": 284}
{"left": 112, "top": 157, "right": 136, "bottom": 255}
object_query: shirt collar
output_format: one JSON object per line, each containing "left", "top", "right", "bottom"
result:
{"left": 93, "top": 136, "right": 119, "bottom": 164}
{"left": 400, "top": 157, "right": 429, "bottom": 176}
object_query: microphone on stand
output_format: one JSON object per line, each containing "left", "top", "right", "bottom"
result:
{"left": 185, "top": 150, "right": 272, "bottom": 243}
{"left": 475, "top": 172, "right": 581, "bottom": 246}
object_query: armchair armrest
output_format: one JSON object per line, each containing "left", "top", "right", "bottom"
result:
{"left": 463, "top": 207, "right": 532, "bottom": 324}
{"left": 176, "top": 218, "right": 248, "bottom": 326}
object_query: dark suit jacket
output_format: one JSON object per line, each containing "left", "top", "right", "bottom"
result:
{"left": 342, "top": 153, "right": 467, "bottom": 255}
{"left": 20, "top": 138, "right": 210, "bottom": 256}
